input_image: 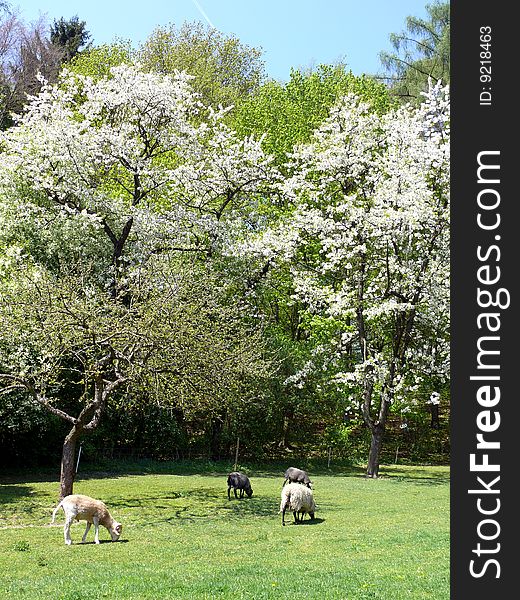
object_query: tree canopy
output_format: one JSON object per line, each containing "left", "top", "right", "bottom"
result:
{"left": 138, "top": 21, "right": 265, "bottom": 108}
{"left": 234, "top": 64, "right": 394, "bottom": 167}
{"left": 0, "top": 10, "right": 451, "bottom": 484}
{"left": 238, "top": 82, "right": 450, "bottom": 476}
{"left": 50, "top": 15, "right": 91, "bottom": 62}
{"left": 379, "top": 1, "right": 450, "bottom": 102}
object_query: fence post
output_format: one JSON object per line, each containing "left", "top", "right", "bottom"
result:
{"left": 233, "top": 437, "right": 240, "bottom": 471}
{"left": 75, "top": 443, "right": 83, "bottom": 474}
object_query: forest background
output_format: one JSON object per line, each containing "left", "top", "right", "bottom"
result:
{"left": 0, "top": 1, "right": 450, "bottom": 495}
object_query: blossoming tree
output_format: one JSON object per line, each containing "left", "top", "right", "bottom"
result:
{"left": 0, "top": 64, "right": 277, "bottom": 293}
{"left": 0, "top": 64, "right": 277, "bottom": 496}
{"left": 242, "top": 83, "right": 450, "bottom": 476}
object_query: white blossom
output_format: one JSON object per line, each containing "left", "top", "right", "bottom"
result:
{"left": 237, "top": 82, "right": 450, "bottom": 404}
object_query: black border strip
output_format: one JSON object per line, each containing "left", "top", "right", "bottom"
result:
{"left": 451, "top": 2, "right": 515, "bottom": 597}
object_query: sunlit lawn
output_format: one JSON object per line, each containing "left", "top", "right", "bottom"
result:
{"left": 0, "top": 461, "right": 449, "bottom": 599}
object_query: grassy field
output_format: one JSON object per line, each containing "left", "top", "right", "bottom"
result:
{"left": 0, "top": 460, "right": 449, "bottom": 599}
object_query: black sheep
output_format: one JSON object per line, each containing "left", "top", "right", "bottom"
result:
{"left": 227, "top": 471, "right": 253, "bottom": 499}
{"left": 283, "top": 466, "right": 312, "bottom": 488}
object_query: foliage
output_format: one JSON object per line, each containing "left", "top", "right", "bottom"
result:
{"left": 67, "top": 40, "right": 134, "bottom": 79}
{"left": 0, "top": 63, "right": 279, "bottom": 289}
{"left": 0, "top": 388, "right": 63, "bottom": 466}
{"left": 50, "top": 15, "right": 91, "bottom": 62}
{"left": 0, "top": 24, "right": 451, "bottom": 474}
{"left": 0, "top": 464, "right": 450, "bottom": 599}
{"left": 234, "top": 64, "right": 393, "bottom": 167}
{"left": 239, "top": 82, "right": 450, "bottom": 475}
{"left": 0, "top": 12, "right": 63, "bottom": 129}
{"left": 0, "top": 63, "right": 279, "bottom": 491}
{"left": 138, "top": 21, "right": 265, "bottom": 109}
{"left": 379, "top": 1, "right": 450, "bottom": 103}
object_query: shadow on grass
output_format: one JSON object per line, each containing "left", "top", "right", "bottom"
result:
{"left": 0, "top": 484, "right": 45, "bottom": 505}
{"left": 114, "top": 488, "right": 279, "bottom": 525}
{"left": 106, "top": 491, "right": 185, "bottom": 510}
{"left": 0, "top": 458, "right": 448, "bottom": 489}
{"left": 282, "top": 517, "right": 326, "bottom": 526}
{"left": 72, "top": 458, "right": 369, "bottom": 480}
{"left": 223, "top": 496, "right": 277, "bottom": 519}
{"left": 378, "top": 466, "right": 449, "bottom": 485}
{"left": 0, "top": 470, "right": 59, "bottom": 486}
{"left": 76, "top": 539, "right": 130, "bottom": 545}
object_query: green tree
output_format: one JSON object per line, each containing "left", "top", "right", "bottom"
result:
{"left": 0, "top": 255, "right": 267, "bottom": 497}
{"left": 379, "top": 1, "right": 450, "bottom": 102}
{"left": 67, "top": 40, "right": 133, "bottom": 79}
{"left": 50, "top": 15, "right": 91, "bottom": 62}
{"left": 234, "top": 64, "right": 393, "bottom": 167}
{"left": 138, "top": 21, "right": 265, "bottom": 108}
{"left": 229, "top": 66, "right": 393, "bottom": 452}
{"left": 240, "top": 84, "right": 450, "bottom": 476}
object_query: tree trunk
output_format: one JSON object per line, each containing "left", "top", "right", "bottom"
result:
{"left": 209, "top": 418, "right": 223, "bottom": 461}
{"left": 366, "top": 424, "right": 384, "bottom": 478}
{"left": 59, "top": 426, "right": 81, "bottom": 499}
{"left": 430, "top": 404, "right": 440, "bottom": 429}
{"left": 277, "top": 409, "right": 296, "bottom": 450}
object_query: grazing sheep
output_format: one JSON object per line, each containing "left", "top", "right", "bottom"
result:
{"left": 227, "top": 472, "right": 253, "bottom": 499}
{"left": 283, "top": 466, "right": 312, "bottom": 488}
{"left": 280, "top": 482, "right": 316, "bottom": 526}
{"left": 51, "top": 494, "right": 122, "bottom": 545}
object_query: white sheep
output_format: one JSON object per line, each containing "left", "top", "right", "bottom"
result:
{"left": 51, "top": 494, "right": 122, "bottom": 545}
{"left": 279, "top": 482, "right": 316, "bottom": 526}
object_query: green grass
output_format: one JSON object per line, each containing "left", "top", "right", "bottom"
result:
{"left": 0, "top": 461, "right": 449, "bottom": 599}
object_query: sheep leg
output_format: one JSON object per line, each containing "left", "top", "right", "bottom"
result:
{"left": 64, "top": 517, "right": 74, "bottom": 545}
{"left": 282, "top": 506, "right": 287, "bottom": 526}
{"left": 81, "top": 522, "right": 91, "bottom": 543}
{"left": 227, "top": 486, "right": 231, "bottom": 500}
{"left": 93, "top": 516, "right": 100, "bottom": 544}
{"left": 240, "top": 489, "right": 244, "bottom": 499}
{"left": 234, "top": 488, "right": 238, "bottom": 499}
{"left": 293, "top": 511, "right": 299, "bottom": 524}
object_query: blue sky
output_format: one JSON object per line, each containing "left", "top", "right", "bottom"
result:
{"left": 13, "top": 1, "right": 429, "bottom": 81}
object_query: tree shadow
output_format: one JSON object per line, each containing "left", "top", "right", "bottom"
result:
{"left": 71, "top": 458, "right": 370, "bottom": 480}
{"left": 0, "top": 469, "right": 60, "bottom": 485}
{"left": 377, "top": 467, "right": 449, "bottom": 486}
{"left": 0, "top": 484, "right": 43, "bottom": 505}
{"left": 223, "top": 496, "right": 277, "bottom": 519}
{"left": 0, "top": 459, "right": 448, "bottom": 492}
{"left": 106, "top": 491, "right": 184, "bottom": 510}
{"left": 117, "top": 488, "right": 280, "bottom": 526}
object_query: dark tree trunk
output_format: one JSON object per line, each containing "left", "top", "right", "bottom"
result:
{"left": 278, "top": 411, "right": 294, "bottom": 449}
{"left": 366, "top": 424, "right": 384, "bottom": 478}
{"left": 60, "top": 426, "right": 81, "bottom": 499}
{"left": 430, "top": 404, "right": 440, "bottom": 429}
{"left": 209, "top": 418, "right": 223, "bottom": 461}
{"left": 103, "top": 217, "right": 134, "bottom": 300}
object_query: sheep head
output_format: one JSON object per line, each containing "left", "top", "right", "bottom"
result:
{"left": 110, "top": 521, "right": 123, "bottom": 541}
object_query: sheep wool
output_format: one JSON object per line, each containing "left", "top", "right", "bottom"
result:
{"left": 283, "top": 466, "right": 312, "bottom": 488}
{"left": 51, "top": 494, "right": 122, "bottom": 545}
{"left": 279, "top": 482, "right": 316, "bottom": 526}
